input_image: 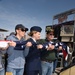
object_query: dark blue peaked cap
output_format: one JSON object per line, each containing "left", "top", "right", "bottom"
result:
{"left": 30, "top": 26, "right": 42, "bottom": 32}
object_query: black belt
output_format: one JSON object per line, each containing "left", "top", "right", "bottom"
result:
{"left": 42, "top": 59, "right": 53, "bottom": 63}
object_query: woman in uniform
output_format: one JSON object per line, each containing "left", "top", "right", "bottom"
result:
{"left": 25, "top": 26, "right": 42, "bottom": 75}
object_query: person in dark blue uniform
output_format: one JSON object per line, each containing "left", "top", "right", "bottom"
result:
{"left": 25, "top": 26, "right": 42, "bottom": 75}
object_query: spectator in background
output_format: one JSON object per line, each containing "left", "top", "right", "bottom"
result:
{"left": 67, "top": 43, "right": 73, "bottom": 65}
{"left": 53, "top": 41, "right": 63, "bottom": 73}
{"left": 9, "top": 32, "right": 15, "bottom": 36}
{"left": 0, "top": 49, "right": 6, "bottom": 75}
{"left": 62, "top": 43, "right": 73, "bottom": 67}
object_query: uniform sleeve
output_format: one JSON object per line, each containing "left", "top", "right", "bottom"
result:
{"left": 23, "top": 47, "right": 29, "bottom": 57}
{"left": 14, "top": 41, "right": 27, "bottom": 50}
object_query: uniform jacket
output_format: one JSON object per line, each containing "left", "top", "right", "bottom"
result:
{"left": 25, "top": 38, "right": 42, "bottom": 71}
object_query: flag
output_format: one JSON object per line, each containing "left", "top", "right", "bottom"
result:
{"left": 0, "top": 40, "right": 10, "bottom": 48}
{"left": 62, "top": 48, "right": 68, "bottom": 61}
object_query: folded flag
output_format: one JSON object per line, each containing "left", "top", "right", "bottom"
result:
{"left": 0, "top": 40, "right": 10, "bottom": 48}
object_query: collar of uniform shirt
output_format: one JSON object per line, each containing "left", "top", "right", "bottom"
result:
{"left": 31, "top": 37, "right": 36, "bottom": 43}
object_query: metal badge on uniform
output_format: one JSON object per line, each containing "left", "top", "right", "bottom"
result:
{"left": 21, "top": 45, "right": 24, "bottom": 48}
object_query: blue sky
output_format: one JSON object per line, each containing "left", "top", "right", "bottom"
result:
{"left": 0, "top": 0, "right": 75, "bottom": 38}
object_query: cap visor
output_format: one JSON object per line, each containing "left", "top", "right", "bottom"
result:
{"left": 25, "top": 28, "right": 28, "bottom": 31}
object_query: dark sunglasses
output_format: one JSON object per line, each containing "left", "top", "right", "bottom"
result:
{"left": 21, "top": 29, "right": 26, "bottom": 32}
